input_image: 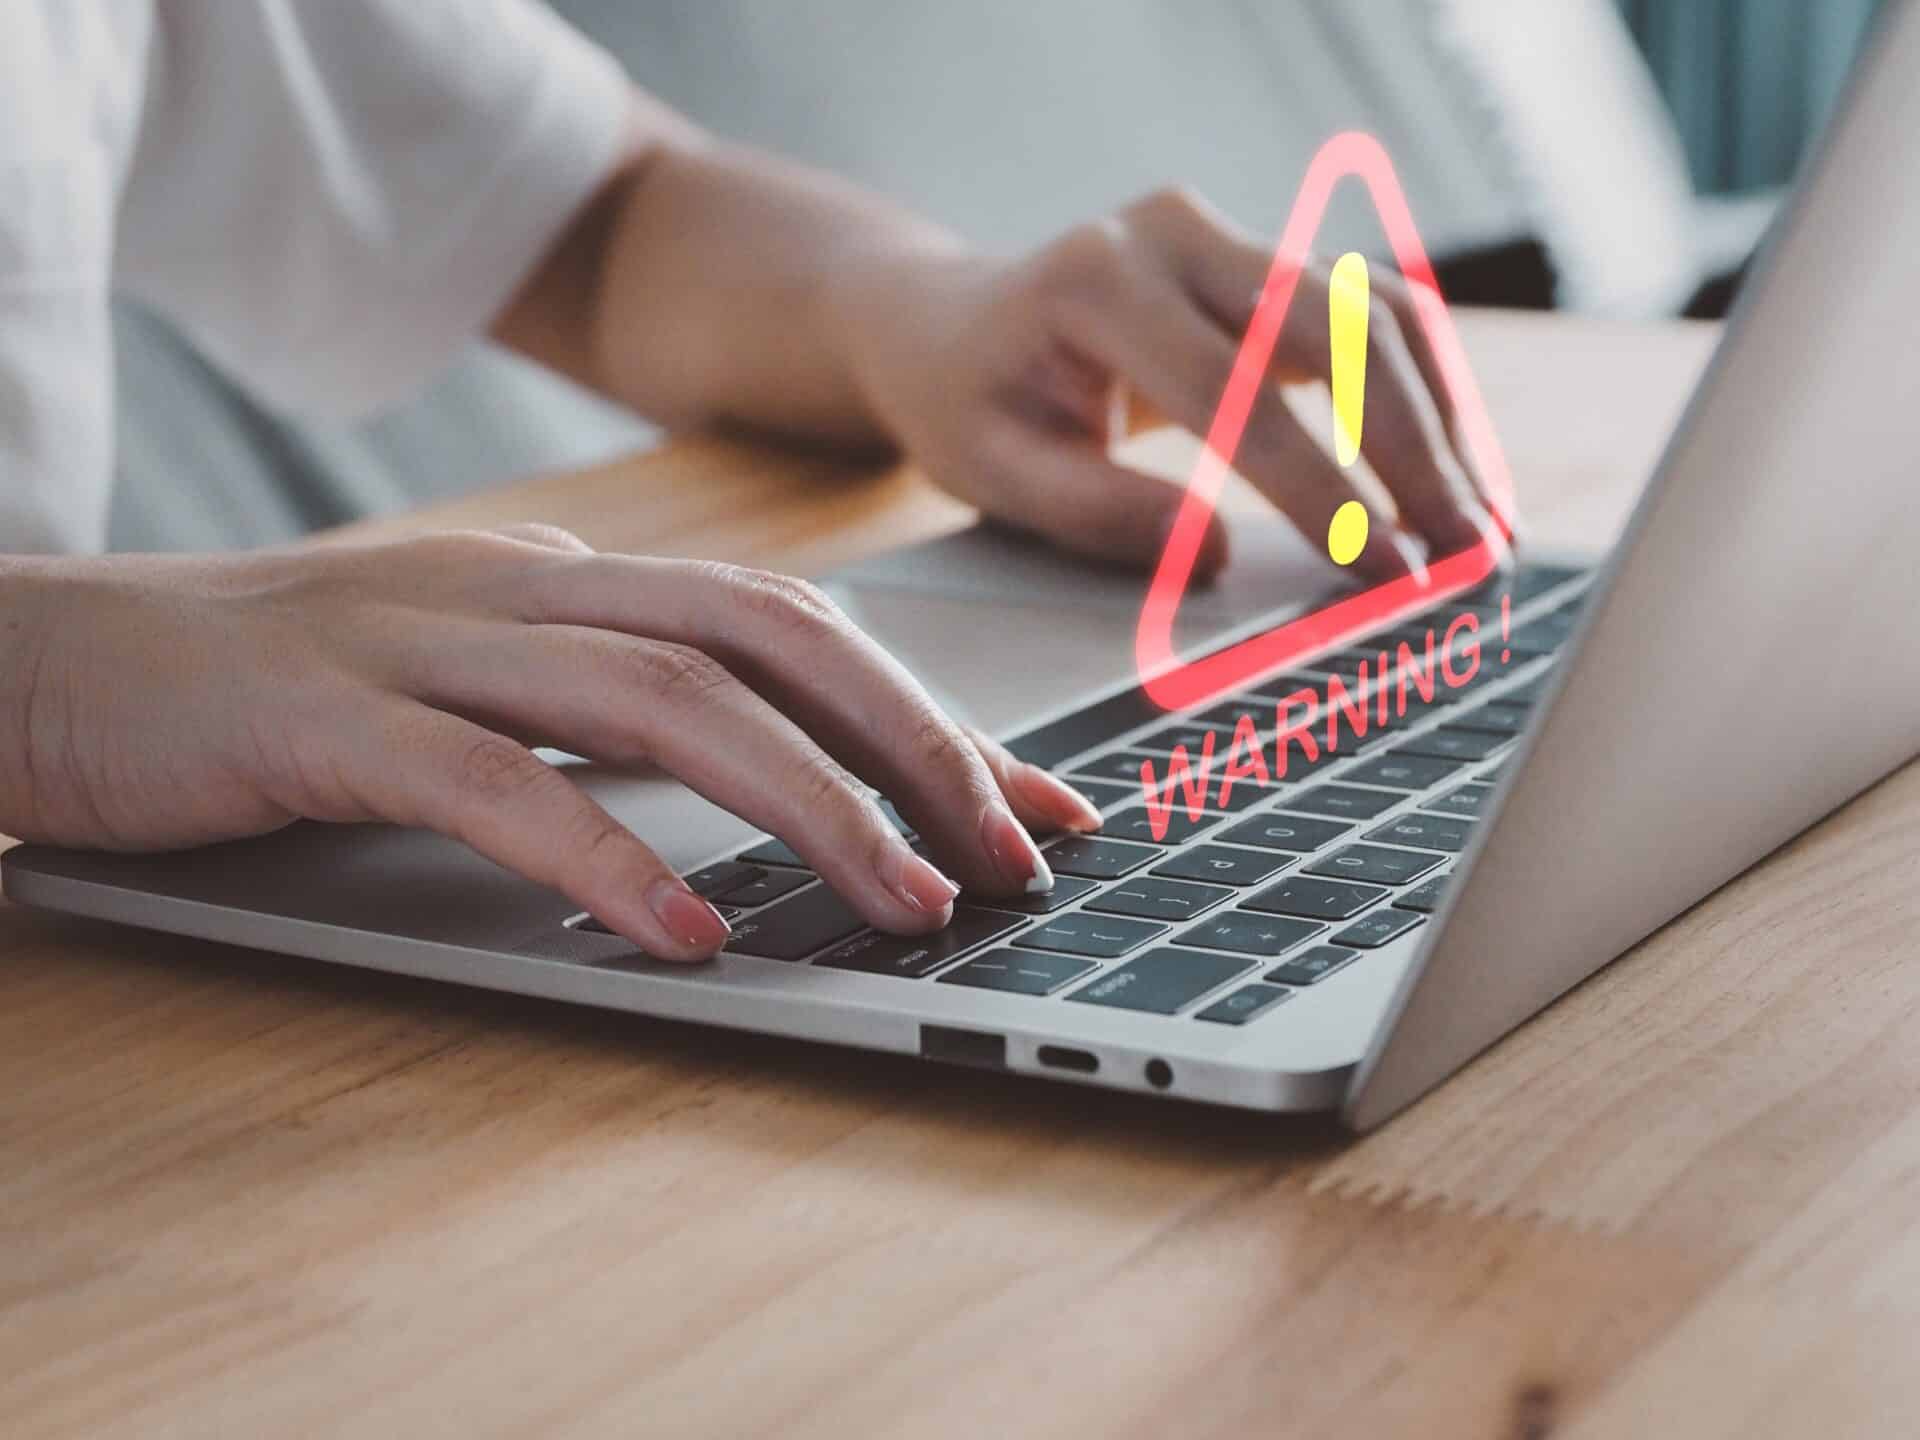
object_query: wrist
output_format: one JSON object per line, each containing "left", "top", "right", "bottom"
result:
{"left": 819, "top": 236, "right": 982, "bottom": 443}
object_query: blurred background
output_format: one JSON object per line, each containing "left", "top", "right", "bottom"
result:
{"left": 110, "top": 0, "right": 1886, "bottom": 551}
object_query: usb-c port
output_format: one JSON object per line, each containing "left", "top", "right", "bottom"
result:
{"left": 1036, "top": 1045, "right": 1099, "bottom": 1074}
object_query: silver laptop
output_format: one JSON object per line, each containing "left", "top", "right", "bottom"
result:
{"left": 8, "top": 5, "right": 1918, "bottom": 1130}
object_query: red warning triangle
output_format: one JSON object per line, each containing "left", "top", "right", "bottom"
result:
{"left": 1135, "top": 132, "right": 1515, "bottom": 712}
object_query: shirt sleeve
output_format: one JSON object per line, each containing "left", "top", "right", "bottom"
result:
{"left": 115, "top": 0, "right": 633, "bottom": 421}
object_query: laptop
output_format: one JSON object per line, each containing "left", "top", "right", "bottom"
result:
{"left": 7, "top": 4, "right": 1918, "bottom": 1131}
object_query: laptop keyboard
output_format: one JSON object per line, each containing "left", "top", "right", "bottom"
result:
{"left": 571, "top": 561, "right": 1592, "bottom": 1026}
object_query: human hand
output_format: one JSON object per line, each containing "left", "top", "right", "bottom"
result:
{"left": 0, "top": 530, "right": 1100, "bottom": 961}
{"left": 832, "top": 187, "right": 1508, "bottom": 585}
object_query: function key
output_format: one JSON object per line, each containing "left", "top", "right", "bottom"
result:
{"left": 1243, "top": 876, "right": 1386, "bottom": 921}
{"left": 1194, "top": 983, "right": 1294, "bottom": 1026}
{"left": 1365, "top": 813, "right": 1474, "bottom": 854}
{"left": 1217, "top": 813, "right": 1353, "bottom": 853}
{"left": 815, "top": 907, "right": 1025, "bottom": 979}
{"left": 1173, "top": 911, "right": 1322, "bottom": 958}
{"left": 1067, "top": 949, "right": 1252, "bottom": 1015}
{"left": 1013, "top": 913, "right": 1167, "bottom": 958}
{"left": 937, "top": 949, "right": 1095, "bottom": 996}
{"left": 1043, "top": 835, "right": 1160, "bottom": 880}
{"left": 1304, "top": 844, "right": 1442, "bottom": 886}
{"left": 1332, "top": 908, "right": 1425, "bottom": 948}
{"left": 1152, "top": 845, "right": 1291, "bottom": 886}
{"left": 1264, "top": 945, "right": 1359, "bottom": 986}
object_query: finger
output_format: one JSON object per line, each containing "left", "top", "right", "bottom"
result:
{"left": 975, "top": 418, "right": 1230, "bottom": 583}
{"left": 1271, "top": 268, "right": 1501, "bottom": 563}
{"left": 1051, "top": 251, "right": 1417, "bottom": 585}
{"left": 1119, "top": 193, "right": 1500, "bottom": 561}
{"left": 1237, "top": 395, "right": 1432, "bottom": 585}
{"left": 350, "top": 701, "right": 730, "bottom": 962}
{"left": 503, "top": 560, "right": 1057, "bottom": 899}
{"left": 410, "top": 630, "right": 966, "bottom": 932}
{"left": 488, "top": 522, "right": 596, "bottom": 554}
{"left": 962, "top": 724, "right": 1105, "bottom": 836}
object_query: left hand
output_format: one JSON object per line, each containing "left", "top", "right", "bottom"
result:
{"left": 832, "top": 187, "right": 1506, "bottom": 587}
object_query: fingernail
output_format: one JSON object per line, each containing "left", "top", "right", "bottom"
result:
{"left": 646, "top": 878, "right": 731, "bottom": 956}
{"left": 983, "top": 805, "right": 1055, "bottom": 894}
{"left": 1016, "top": 762, "right": 1104, "bottom": 833}
{"left": 883, "top": 845, "right": 960, "bottom": 913}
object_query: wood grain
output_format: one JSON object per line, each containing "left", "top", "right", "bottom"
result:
{"left": 8, "top": 312, "right": 1909, "bottom": 1439}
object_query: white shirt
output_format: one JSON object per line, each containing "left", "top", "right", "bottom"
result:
{"left": 0, "top": 0, "right": 632, "bottom": 554}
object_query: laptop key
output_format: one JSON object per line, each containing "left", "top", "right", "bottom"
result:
{"left": 1217, "top": 813, "right": 1353, "bottom": 853}
{"left": 1013, "top": 914, "right": 1167, "bottom": 958}
{"left": 1138, "top": 722, "right": 1231, "bottom": 754}
{"left": 1344, "top": 753, "right": 1466, "bottom": 792}
{"left": 1395, "top": 873, "right": 1451, "bottom": 913}
{"left": 1087, "top": 877, "right": 1234, "bottom": 923}
{"left": 969, "top": 874, "right": 1099, "bottom": 915}
{"left": 1244, "top": 876, "right": 1386, "bottom": 921}
{"left": 1043, "top": 835, "right": 1160, "bottom": 880}
{"left": 684, "top": 860, "right": 764, "bottom": 899}
{"left": 1394, "top": 728, "right": 1508, "bottom": 763}
{"left": 1304, "top": 844, "right": 1442, "bottom": 886}
{"left": 1332, "top": 908, "right": 1426, "bottom": 948}
{"left": 1067, "top": 949, "right": 1252, "bottom": 1015}
{"left": 937, "top": 949, "right": 1095, "bottom": 996}
{"left": 1152, "top": 845, "right": 1291, "bottom": 886}
{"left": 1102, "top": 807, "right": 1219, "bottom": 846}
{"left": 736, "top": 838, "right": 809, "bottom": 870}
{"left": 1365, "top": 813, "right": 1475, "bottom": 854}
{"left": 815, "top": 907, "right": 1025, "bottom": 979}
{"left": 713, "top": 868, "right": 814, "bottom": 907}
{"left": 1173, "top": 912, "right": 1322, "bottom": 958}
{"left": 1284, "top": 784, "right": 1402, "bottom": 821}
{"left": 724, "top": 884, "right": 864, "bottom": 961}
{"left": 1056, "top": 777, "right": 1140, "bottom": 812}
{"left": 1508, "top": 609, "right": 1583, "bottom": 658}
{"left": 1446, "top": 702, "right": 1529, "bottom": 738}
{"left": 1067, "top": 750, "right": 1162, "bottom": 786}
{"left": 1194, "top": 983, "right": 1294, "bottom": 1025}
{"left": 1264, "top": 945, "right": 1359, "bottom": 986}
{"left": 1427, "top": 782, "right": 1495, "bottom": 819}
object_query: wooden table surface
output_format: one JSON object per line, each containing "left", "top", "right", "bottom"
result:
{"left": 8, "top": 311, "right": 1918, "bottom": 1439}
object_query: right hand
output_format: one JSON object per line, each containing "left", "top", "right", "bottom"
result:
{"left": 0, "top": 527, "right": 1100, "bottom": 961}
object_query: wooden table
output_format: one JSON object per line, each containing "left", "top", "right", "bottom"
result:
{"left": 8, "top": 312, "right": 1918, "bottom": 1438}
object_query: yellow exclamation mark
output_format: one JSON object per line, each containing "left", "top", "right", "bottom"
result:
{"left": 1326, "top": 251, "right": 1370, "bottom": 566}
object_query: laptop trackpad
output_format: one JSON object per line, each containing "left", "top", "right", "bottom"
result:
{"left": 826, "top": 515, "right": 1341, "bottom": 737}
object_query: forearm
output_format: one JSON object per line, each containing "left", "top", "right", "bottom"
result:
{"left": 495, "top": 97, "right": 966, "bottom": 448}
